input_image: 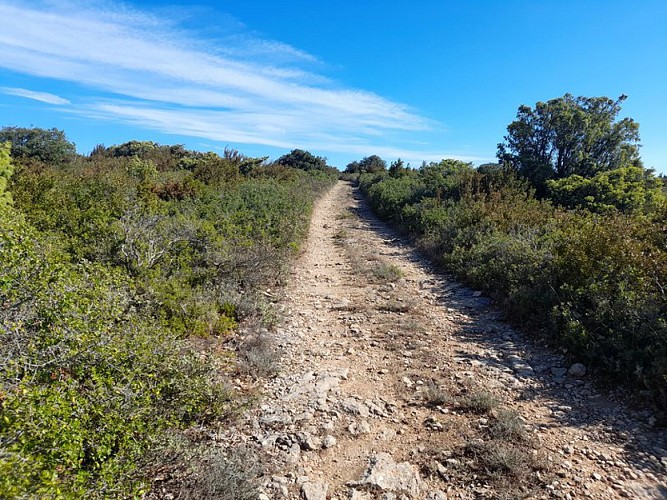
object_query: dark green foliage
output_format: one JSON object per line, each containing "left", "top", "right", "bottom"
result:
{"left": 1, "top": 130, "right": 337, "bottom": 497}
{"left": 547, "top": 165, "right": 665, "bottom": 213}
{"left": 97, "top": 142, "right": 265, "bottom": 178}
{"left": 0, "top": 211, "right": 223, "bottom": 496}
{"left": 659, "top": 174, "right": 667, "bottom": 192}
{"left": 359, "top": 155, "right": 387, "bottom": 173}
{"left": 346, "top": 154, "right": 387, "bottom": 174}
{"left": 97, "top": 140, "right": 188, "bottom": 171}
{"left": 360, "top": 159, "right": 667, "bottom": 403}
{"left": 344, "top": 160, "right": 360, "bottom": 173}
{"left": 104, "top": 139, "right": 163, "bottom": 158}
{"left": 498, "top": 94, "right": 641, "bottom": 193}
{"left": 191, "top": 150, "right": 268, "bottom": 183}
{"left": 0, "top": 126, "right": 77, "bottom": 165}
{"left": 388, "top": 158, "right": 408, "bottom": 177}
{"left": 276, "top": 148, "right": 328, "bottom": 171}
{"left": 363, "top": 174, "right": 423, "bottom": 221}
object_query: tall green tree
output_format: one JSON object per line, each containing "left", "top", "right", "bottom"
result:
{"left": 345, "top": 156, "right": 387, "bottom": 174}
{"left": 388, "top": 158, "right": 408, "bottom": 177}
{"left": 0, "top": 127, "right": 77, "bottom": 165}
{"left": 276, "top": 149, "right": 328, "bottom": 171}
{"left": 358, "top": 155, "right": 387, "bottom": 173}
{"left": 344, "top": 160, "right": 361, "bottom": 174}
{"left": 359, "top": 155, "right": 387, "bottom": 174}
{"left": 497, "top": 94, "right": 641, "bottom": 192}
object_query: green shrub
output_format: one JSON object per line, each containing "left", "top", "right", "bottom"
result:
{"left": 547, "top": 166, "right": 665, "bottom": 213}
{"left": 360, "top": 160, "right": 667, "bottom": 403}
{"left": 1, "top": 134, "right": 337, "bottom": 496}
{"left": 0, "top": 210, "right": 232, "bottom": 497}
{"left": 447, "top": 227, "right": 557, "bottom": 322}
{"left": 371, "top": 262, "right": 404, "bottom": 282}
{"left": 0, "top": 142, "right": 13, "bottom": 208}
{"left": 459, "top": 390, "right": 502, "bottom": 414}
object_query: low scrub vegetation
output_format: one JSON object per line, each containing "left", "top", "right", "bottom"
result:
{"left": 459, "top": 389, "right": 502, "bottom": 414}
{"left": 463, "top": 440, "right": 535, "bottom": 479}
{"left": 489, "top": 409, "right": 526, "bottom": 441}
{"left": 0, "top": 130, "right": 336, "bottom": 497}
{"left": 179, "top": 447, "right": 263, "bottom": 500}
{"left": 357, "top": 95, "right": 667, "bottom": 405}
{"left": 379, "top": 296, "right": 417, "bottom": 313}
{"left": 370, "top": 262, "right": 404, "bottom": 282}
{"left": 421, "top": 380, "right": 450, "bottom": 407}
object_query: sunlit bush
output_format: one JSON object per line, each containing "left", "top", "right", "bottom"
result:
{"left": 1, "top": 136, "right": 337, "bottom": 496}
{"left": 361, "top": 162, "right": 667, "bottom": 403}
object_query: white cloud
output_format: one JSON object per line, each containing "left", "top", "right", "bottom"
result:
{"left": 1, "top": 87, "right": 71, "bottom": 105}
{"left": 0, "top": 0, "right": 455, "bottom": 160}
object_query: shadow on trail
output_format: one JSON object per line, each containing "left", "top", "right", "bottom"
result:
{"left": 348, "top": 184, "right": 667, "bottom": 493}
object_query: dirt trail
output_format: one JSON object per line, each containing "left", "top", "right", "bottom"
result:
{"left": 242, "top": 182, "right": 667, "bottom": 499}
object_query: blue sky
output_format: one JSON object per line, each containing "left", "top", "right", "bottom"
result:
{"left": 1, "top": 0, "right": 666, "bottom": 172}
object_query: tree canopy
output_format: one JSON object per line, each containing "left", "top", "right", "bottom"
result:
{"left": 104, "top": 140, "right": 161, "bottom": 158}
{"left": 388, "top": 158, "right": 408, "bottom": 177}
{"left": 345, "top": 155, "right": 387, "bottom": 174}
{"left": 276, "top": 149, "right": 329, "bottom": 171}
{"left": 0, "top": 127, "right": 77, "bottom": 165}
{"left": 497, "top": 94, "right": 641, "bottom": 192}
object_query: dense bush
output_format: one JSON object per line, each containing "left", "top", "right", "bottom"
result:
{"left": 360, "top": 161, "right": 667, "bottom": 403}
{"left": 0, "top": 142, "right": 13, "bottom": 207}
{"left": 0, "top": 133, "right": 336, "bottom": 497}
{"left": 0, "top": 126, "right": 77, "bottom": 165}
{"left": 276, "top": 148, "right": 338, "bottom": 176}
{"left": 0, "top": 211, "right": 230, "bottom": 496}
{"left": 546, "top": 165, "right": 664, "bottom": 213}
{"left": 344, "top": 155, "right": 387, "bottom": 174}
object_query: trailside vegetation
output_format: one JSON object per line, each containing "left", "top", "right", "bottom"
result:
{"left": 0, "top": 128, "right": 336, "bottom": 497}
{"left": 497, "top": 94, "right": 642, "bottom": 195}
{"left": 358, "top": 94, "right": 667, "bottom": 405}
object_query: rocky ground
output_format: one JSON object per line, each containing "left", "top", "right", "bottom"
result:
{"left": 224, "top": 181, "right": 667, "bottom": 499}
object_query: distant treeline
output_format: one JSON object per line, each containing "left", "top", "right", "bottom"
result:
{"left": 0, "top": 127, "right": 336, "bottom": 497}
{"left": 354, "top": 94, "right": 667, "bottom": 407}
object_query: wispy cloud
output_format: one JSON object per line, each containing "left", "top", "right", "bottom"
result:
{"left": 0, "top": 0, "right": 453, "bottom": 161}
{"left": 1, "top": 87, "right": 71, "bottom": 105}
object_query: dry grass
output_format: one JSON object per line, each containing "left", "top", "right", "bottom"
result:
{"left": 237, "top": 333, "right": 281, "bottom": 378}
{"left": 333, "top": 228, "right": 350, "bottom": 242}
{"left": 489, "top": 409, "right": 525, "bottom": 441}
{"left": 483, "top": 444, "right": 530, "bottom": 477}
{"left": 400, "top": 318, "right": 424, "bottom": 333}
{"left": 379, "top": 297, "right": 417, "bottom": 313}
{"left": 459, "top": 390, "right": 501, "bottom": 414}
{"left": 422, "top": 381, "right": 450, "bottom": 407}
{"left": 371, "top": 262, "right": 403, "bottom": 282}
{"left": 335, "top": 208, "right": 358, "bottom": 220}
{"left": 179, "top": 447, "right": 262, "bottom": 500}
{"left": 464, "top": 441, "right": 531, "bottom": 478}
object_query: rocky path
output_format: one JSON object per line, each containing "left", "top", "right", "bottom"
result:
{"left": 237, "top": 182, "right": 667, "bottom": 499}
